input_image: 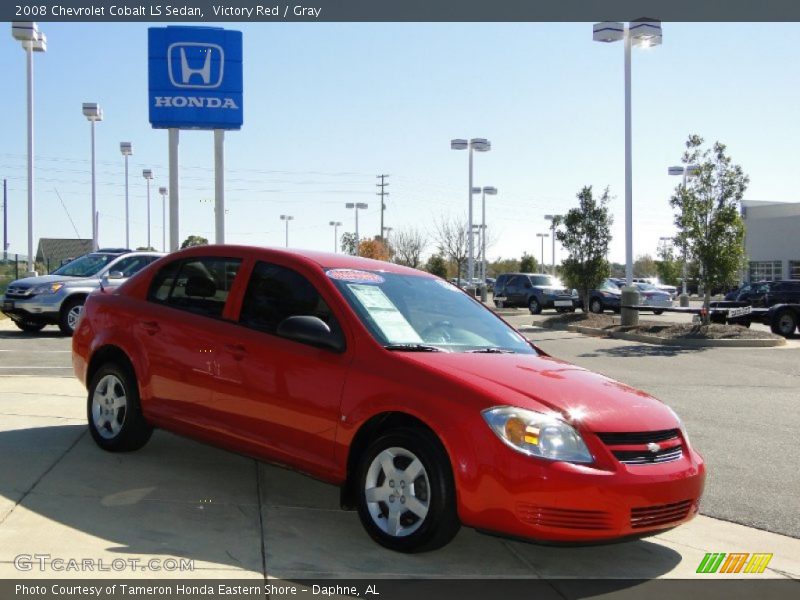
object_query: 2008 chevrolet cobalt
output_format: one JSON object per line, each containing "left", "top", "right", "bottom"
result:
{"left": 72, "top": 245, "right": 705, "bottom": 552}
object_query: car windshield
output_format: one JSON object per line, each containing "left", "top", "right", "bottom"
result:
{"left": 530, "top": 275, "right": 561, "bottom": 287}
{"left": 51, "top": 253, "right": 116, "bottom": 277}
{"left": 635, "top": 283, "right": 659, "bottom": 291}
{"left": 327, "top": 269, "right": 535, "bottom": 354}
{"left": 599, "top": 280, "right": 620, "bottom": 292}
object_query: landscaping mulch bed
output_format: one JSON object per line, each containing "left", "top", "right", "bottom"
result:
{"left": 541, "top": 312, "right": 781, "bottom": 340}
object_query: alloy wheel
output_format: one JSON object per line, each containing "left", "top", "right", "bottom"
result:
{"left": 91, "top": 374, "right": 128, "bottom": 439}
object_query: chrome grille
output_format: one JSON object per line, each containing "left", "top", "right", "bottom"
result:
{"left": 5, "top": 285, "right": 32, "bottom": 299}
{"left": 596, "top": 429, "right": 683, "bottom": 465}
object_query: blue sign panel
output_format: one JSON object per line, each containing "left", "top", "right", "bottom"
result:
{"left": 148, "top": 26, "right": 243, "bottom": 130}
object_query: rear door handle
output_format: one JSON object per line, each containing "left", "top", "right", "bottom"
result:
{"left": 223, "top": 343, "right": 247, "bottom": 360}
{"left": 141, "top": 321, "right": 160, "bottom": 335}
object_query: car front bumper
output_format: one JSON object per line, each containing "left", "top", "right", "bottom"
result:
{"left": 1, "top": 293, "right": 63, "bottom": 324}
{"left": 457, "top": 438, "right": 705, "bottom": 543}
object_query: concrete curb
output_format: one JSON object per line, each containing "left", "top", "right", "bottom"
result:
{"left": 539, "top": 322, "right": 786, "bottom": 347}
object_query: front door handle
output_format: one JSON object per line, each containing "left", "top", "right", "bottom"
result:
{"left": 223, "top": 343, "right": 247, "bottom": 360}
{"left": 141, "top": 321, "right": 160, "bottom": 335}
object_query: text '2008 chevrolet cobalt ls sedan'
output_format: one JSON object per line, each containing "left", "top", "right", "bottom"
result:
{"left": 72, "top": 245, "right": 705, "bottom": 552}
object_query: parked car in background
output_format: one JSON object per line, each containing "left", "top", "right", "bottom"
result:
{"left": 73, "top": 244, "right": 705, "bottom": 552}
{"left": 586, "top": 279, "right": 622, "bottom": 314}
{"left": 485, "top": 277, "right": 496, "bottom": 292}
{"left": 724, "top": 284, "right": 752, "bottom": 301}
{"left": 738, "top": 280, "right": 800, "bottom": 308}
{"left": 2, "top": 249, "right": 164, "bottom": 334}
{"left": 493, "top": 273, "right": 575, "bottom": 314}
{"left": 633, "top": 282, "right": 673, "bottom": 315}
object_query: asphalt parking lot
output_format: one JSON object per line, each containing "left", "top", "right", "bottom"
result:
{"left": 0, "top": 315, "right": 798, "bottom": 583}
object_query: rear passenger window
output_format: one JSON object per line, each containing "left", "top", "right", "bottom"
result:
{"left": 148, "top": 257, "right": 242, "bottom": 318}
{"left": 239, "top": 261, "right": 342, "bottom": 342}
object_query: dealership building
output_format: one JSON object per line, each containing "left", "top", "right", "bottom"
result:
{"left": 742, "top": 200, "right": 800, "bottom": 281}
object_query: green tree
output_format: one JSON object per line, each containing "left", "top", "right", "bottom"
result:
{"left": 180, "top": 235, "right": 208, "bottom": 249}
{"left": 519, "top": 252, "right": 537, "bottom": 273}
{"left": 488, "top": 257, "right": 520, "bottom": 277}
{"left": 136, "top": 246, "right": 157, "bottom": 252}
{"left": 656, "top": 244, "right": 683, "bottom": 287}
{"left": 555, "top": 186, "right": 613, "bottom": 309}
{"left": 424, "top": 254, "right": 448, "bottom": 278}
{"left": 340, "top": 232, "right": 357, "bottom": 255}
{"left": 670, "top": 135, "right": 748, "bottom": 323}
{"left": 633, "top": 254, "right": 657, "bottom": 278}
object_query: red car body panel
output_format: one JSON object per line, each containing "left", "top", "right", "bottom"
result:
{"left": 73, "top": 245, "right": 705, "bottom": 543}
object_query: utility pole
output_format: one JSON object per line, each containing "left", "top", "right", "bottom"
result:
{"left": 377, "top": 174, "right": 389, "bottom": 240}
{"left": 3, "top": 179, "right": 8, "bottom": 261}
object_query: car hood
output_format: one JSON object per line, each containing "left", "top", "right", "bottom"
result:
{"left": 397, "top": 352, "right": 678, "bottom": 433}
{"left": 8, "top": 274, "right": 81, "bottom": 287}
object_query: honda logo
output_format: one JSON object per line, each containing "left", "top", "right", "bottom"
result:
{"left": 167, "top": 43, "right": 224, "bottom": 89}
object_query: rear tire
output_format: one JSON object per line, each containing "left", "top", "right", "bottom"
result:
{"left": 87, "top": 362, "right": 153, "bottom": 452}
{"left": 589, "top": 298, "right": 603, "bottom": 314}
{"left": 14, "top": 320, "right": 45, "bottom": 333}
{"left": 59, "top": 296, "right": 85, "bottom": 336}
{"left": 356, "top": 427, "right": 460, "bottom": 553}
{"left": 771, "top": 310, "right": 798, "bottom": 337}
{"left": 653, "top": 310, "right": 664, "bottom": 316}
{"left": 528, "top": 297, "right": 542, "bottom": 315}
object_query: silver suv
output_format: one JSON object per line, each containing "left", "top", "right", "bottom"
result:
{"left": 2, "top": 250, "right": 164, "bottom": 335}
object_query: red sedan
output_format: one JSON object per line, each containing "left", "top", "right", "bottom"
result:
{"left": 72, "top": 245, "right": 705, "bottom": 552}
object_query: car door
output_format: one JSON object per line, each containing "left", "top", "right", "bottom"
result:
{"left": 133, "top": 255, "right": 243, "bottom": 425}
{"left": 211, "top": 259, "right": 351, "bottom": 473}
{"left": 505, "top": 276, "right": 522, "bottom": 306}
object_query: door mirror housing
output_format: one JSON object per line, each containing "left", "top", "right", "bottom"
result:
{"left": 277, "top": 315, "right": 344, "bottom": 352}
{"left": 107, "top": 271, "right": 124, "bottom": 280}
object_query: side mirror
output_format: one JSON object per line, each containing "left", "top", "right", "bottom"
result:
{"left": 277, "top": 315, "right": 344, "bottom": 352}
{"left": 107, "top": 271, "right": 124, "bottom": 280}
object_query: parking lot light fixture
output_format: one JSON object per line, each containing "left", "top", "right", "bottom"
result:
{"left": 452, "top": 138, "right": 491, "bottom": 283}
{"left": 83, "top": 103, "right": 103, "bottom": 251}
{"left": 329, "top": 221, "right": 342, "bottom": 253}
{"left": 142, "top": 169, "right": 153, "bottom": 249}
{"left": 158, "top": 186, "right": 167, "bottom": 252}
{"left": 594, "top": 20, "right": 662, "bottom": 288}
{"left": 12, "top": 22, "right": 46, "bottom": 276}
{"left": 544, "top": 214, "right": 561, "bottom": 276}
{"left": 120, "top": 142, "right": 133, "bottom": 249}
{"left": 669, "top": 164, "right": 699, "bottom": 295}
{"left": 536, "top": 233, "right": 549, "bottom": 271}
{"left": 345, "top": 202, "right": 368, "bottom": 255}
{"left": 280, "top": 214, "right": 294, "bottom": 247}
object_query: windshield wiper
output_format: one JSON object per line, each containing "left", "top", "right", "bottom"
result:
{"left": 384, "top": 343, "right": 445, "bottom": 352}
{"left": 466, "top": 347, "right": 515, "bottom": 354}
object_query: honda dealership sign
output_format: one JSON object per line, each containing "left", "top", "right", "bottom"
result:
{"left": 148, "top": 26, "right": 243, "bottom": 130}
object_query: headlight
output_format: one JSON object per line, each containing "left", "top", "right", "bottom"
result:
{"left": 29, "top": 283, "right": 64, "bottom": 295}
{"left": 666, "top": 406, "right": 691, "bottom": 447}
{"left": 482, "top": 406, "right": 593, "bottom": 463}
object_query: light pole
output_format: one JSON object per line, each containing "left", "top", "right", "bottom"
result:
{"left": 329, "top": 221, "right": 342, "bottom": 253}
{"left": 536, "top": 233, "right": 549, "bottom": 270}
{"left": 142, "top": 169, "right": 153, "bottom": 249}
{"left": 11, "top": 22, "right": 46, "bottom": 276}
{"left": 668, "top": 164, "right": 699, "bottom": 296}
{"left": 82, "top": 103, "right": 103, "bottom": 251}
{"left": 158, "top": 187, "right": 167, "bottom": 252}
{"left": 382, "top": 226, "right": 393, "bottom": 246}
{"left": 120, "top": 142, "right": 132, "bottom": 248}
{"left": 593, "top": 20, "right": 662, "bottom": 287}
{"left": 544, "top": 214, "right": 560, "bottom": 276}
{"left": 280, "top": 214, "right": 294, "bottom": 247}
{"left": 345, "top": 202, "right": 368, "bottom": 255}
{"left": 451, "top": 138, "right": 491, "bottom": 284}
{"left": 477, "top": 186, "right": 497, "bottom": 300}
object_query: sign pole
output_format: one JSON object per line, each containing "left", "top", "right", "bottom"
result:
{"left": 169, "top": 128, "right": 180, "bottom": 252}
{"left": 214, "top": 129, "right": 225, "bottom": 244}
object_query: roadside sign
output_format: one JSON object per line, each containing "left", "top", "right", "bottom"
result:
{"left": 148, "top": 26, "right": 243, "bottom": 130}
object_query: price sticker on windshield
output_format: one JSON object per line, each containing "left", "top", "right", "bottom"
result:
{"left": 326, "top": 269, "right": 385, "bottom": 284}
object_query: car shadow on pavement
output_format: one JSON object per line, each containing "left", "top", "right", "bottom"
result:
{"left": 578, "top": 344, "right": 711, "bottom": 358}
{"left": 0, "top": 329, "right": 66, "bottom": 340}
{"left": 0, "top": 424, "right": 683, "bottom": 581}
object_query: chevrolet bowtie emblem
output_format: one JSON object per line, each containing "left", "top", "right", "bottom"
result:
{"left": 647, "top": 442, "right": 661, "bottom": 453}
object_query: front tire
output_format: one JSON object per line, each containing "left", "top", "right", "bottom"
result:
{"left": 356, "top": 428, "right": 460, "bottom": 553}
{"left": 589, "top": 298, "right": 603, "bottom": 314}
{"left": 653, "top": 310, "right": 664, "bottom": 315}
{"left": 59, "top": 296, "right": 85, "bottom": 336}
{"left": 87, "top": 362, "right": 153, "bottom": 452}
{"left": 771, "top": 310, "right": 798, "bottom": 337}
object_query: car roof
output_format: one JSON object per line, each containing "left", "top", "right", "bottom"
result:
{"left": 171, "top": 245, "right": 435, "bottom": 278}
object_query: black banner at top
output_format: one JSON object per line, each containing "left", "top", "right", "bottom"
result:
{"left": 5, "top": 0, "right": 800, "bottom": 22}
